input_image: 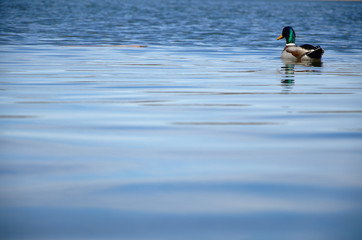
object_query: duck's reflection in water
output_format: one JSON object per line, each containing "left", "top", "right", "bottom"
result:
{"left": 281, "top": 63, "right": 295, "bottom": 92}
{"left": 280, "top": 60, "right": 323, "bottom": 92}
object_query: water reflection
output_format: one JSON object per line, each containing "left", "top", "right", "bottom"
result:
{"left": 281, "top": 60, "right": 323, "bottom": 92}
{"left": 281, "top": 63, "right": 295, "bottom": 92}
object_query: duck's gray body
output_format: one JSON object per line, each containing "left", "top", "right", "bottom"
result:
{"left": 281, "top": 43, "right": 324, "bottom": 60}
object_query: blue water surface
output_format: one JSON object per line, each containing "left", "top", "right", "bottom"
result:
{"left": 0, "top": 0, "right": 362, "bottom": 239}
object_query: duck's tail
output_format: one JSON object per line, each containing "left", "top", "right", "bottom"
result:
{"left": 303, "top": 45, "right": 324, "bottom": 59}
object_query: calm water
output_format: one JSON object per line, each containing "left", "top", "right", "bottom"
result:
{"left": 1, "top": 0, "right": 362, "bottom": 239}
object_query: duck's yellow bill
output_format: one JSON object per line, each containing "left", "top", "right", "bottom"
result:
{"left": 277, "top": 34, "right": 284, "bottom": 40}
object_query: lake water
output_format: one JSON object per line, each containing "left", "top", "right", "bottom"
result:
{"left": 0, "top": 0, "right": 362, "bottom": 239}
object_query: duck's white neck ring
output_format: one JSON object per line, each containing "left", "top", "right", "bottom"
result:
{"left": 286, "top": 43, "right": 296, "bottom": 46}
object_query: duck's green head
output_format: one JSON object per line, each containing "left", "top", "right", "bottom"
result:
{"left": 277, "top": 26, "right": 295, "bottom": 44}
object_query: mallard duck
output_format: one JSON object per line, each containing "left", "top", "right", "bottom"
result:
{"left": 277, "top": 26, "right": 324, "bottom": 61}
